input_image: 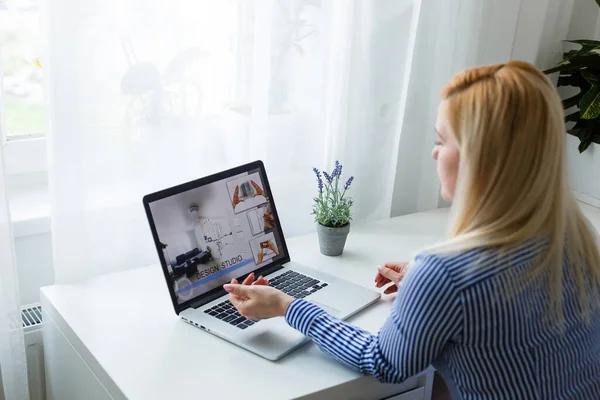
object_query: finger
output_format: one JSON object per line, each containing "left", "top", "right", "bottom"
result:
{"left": 230, "top": 297, "right": 251, "bottom": 318}
{"left": 242, "top": 272, "right": 255, "bottom": 286}
{"left": 384, "top": 262, "right": 407, "bottom": 273}
{"left": 228, "top": 293, "right": 244, "bottom": 308}
{"left": 374, "top": 268, "right": 389, "bottom": 282}
{"left": 228, "top": 295, "right": 239, "bottom": 307}
{"left": 224, "top": 283, "right": 252, "bottom": 298}
{"left": 377, "top": 265, "right": 402, "bottom": 283}
{"left": 374, "top": 270, "right": 391, "bottom": 285}
{"left": 374, "top": 270, "right": 386, "bottom": 283}
{"left": 254, "top": 276, "right": 269, "bottom": 286}
{"left": 375, "top": 278, "right": 391, "bottom": 288}
{"left": 383, "top": 284, "right": 399, "bottom": 295}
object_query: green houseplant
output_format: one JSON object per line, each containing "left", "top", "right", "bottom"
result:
{"left": 312, "top": 161, "right": 354, "bottom": 256}
{"left": 544, "top": 24, "right": 600, "bottom": 152}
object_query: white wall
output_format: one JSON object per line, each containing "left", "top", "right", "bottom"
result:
{"left": 564, "top": 0, "right": 600, "bottom": 204}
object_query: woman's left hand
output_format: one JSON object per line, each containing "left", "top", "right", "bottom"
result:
{"left": 224, "top": 272, "right": 294, "bottom": 320}
{"left": 375, "top": 262, "right": 408, "bottom": 294}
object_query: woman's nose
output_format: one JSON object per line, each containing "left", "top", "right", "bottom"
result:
{"left": 432, "top": 147, "right": 439, "bottom": 160}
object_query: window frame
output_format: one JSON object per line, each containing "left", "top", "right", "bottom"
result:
{"left": 3, "top": 135, "right": 47, "bottom": 176}
{"left": 1, "top": 75, "right": 47, "bottom": 176}
{"left": 0, "top": 0, "right": 46, "bottom": 176}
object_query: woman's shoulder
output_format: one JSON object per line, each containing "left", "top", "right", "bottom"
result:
{"left": 413, "top": 248, "right": 485, "bottom": 273}
{"left": 412, "top": 241, "right": 544, "bottom": 290}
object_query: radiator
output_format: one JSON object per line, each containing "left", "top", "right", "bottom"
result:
{"left": 22, "top": 304, "right": 46, "bottom": 400}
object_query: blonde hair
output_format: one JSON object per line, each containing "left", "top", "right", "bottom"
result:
{"left": 430, "top": 60, "right": 600, "bottom": 323}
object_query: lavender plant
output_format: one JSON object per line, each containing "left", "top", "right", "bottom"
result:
{"left": 312, "top": 161, "right": 354, "bottom": 228}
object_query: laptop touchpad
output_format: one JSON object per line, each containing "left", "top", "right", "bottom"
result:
{"left": 307, "top": 300, "right": 340, "bottom": 317}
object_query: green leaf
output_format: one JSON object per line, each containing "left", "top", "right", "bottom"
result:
{"left": 573, "top": 120, "right": 599, "bottom": 153}
{"left": 545, "top": 53, "right": 600, "bottom": 74}
{"left": 597, "top": 0, "right": 600, "bottom": 8}
{"left": 566, "top": 39, "right": 600, "bottom": 46}
{"left": 557, "top": 73, "right": 590, "bottom": 91}
{"left": 572, "top": 119, "right": 589, "bottom": 130}
{"left": 578, "top": 128, "right": 594, "bottom": 152}
{"left": 579, "top": 85, "right": 600, "bottom": 119}
{"left": 568, "top": 128, "right": 582, "bottom": 137}
{"left": 565, "top": 111, "right": 580, "bottom": 122}
{"left": 557, "top": 50, "right": 579, "bottom": 65}
{"left": 557, "top": 41, "right": 600, "bottom": 65}
{"left": 568, "top": 119, "right": 591, "bottom": 136}
{"left": 545, "top": 64, "right": 576, "bottom": 75}
{"left": 582, "top": 70, "right": 600, "bottom": 86}
{"left": 579, "top": 138, "right": 592, "bottom": 153}
{"left": 562, "top": 93, "right": 583, "bottom": 110}
{"left": 564, "top": 40, "right": 600, "bottom": 59}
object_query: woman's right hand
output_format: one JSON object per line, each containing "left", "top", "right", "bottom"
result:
{"left": 374, "top": 262, "right": 408, "bottom": 294}
{"left": 224, "top": 272, "right": 294, "bottom": 320}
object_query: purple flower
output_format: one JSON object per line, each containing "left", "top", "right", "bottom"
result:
{"left": 332, "top": 160, "right": 342, "bottom": 178}
{"left": 322, "top": 171, "right": 333, "bottom": 183}
{"left": 313, "top": 167, "right": 324, "bottom": 193}
{"left": 344, "top": 176, "right": 354, "bottom": 190}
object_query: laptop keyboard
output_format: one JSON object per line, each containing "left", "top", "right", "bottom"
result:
{"left": 204, "top": 301, "right": 256, "bottom": 330}
{"left": 269, "top": 270, "right": 328, "bottom": 298}
{"left": 203, "top": 270, "right": 328, "bottom": 329}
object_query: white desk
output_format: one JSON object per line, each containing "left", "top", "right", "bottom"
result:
{"left": 40, "top": 203, "right": 600, "bottom": 400}
{"left": 41, "top": 208, "right": 452, "bottom": 400}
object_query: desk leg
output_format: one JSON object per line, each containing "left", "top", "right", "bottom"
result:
{"left": 422, "top": 367, "right": 435, "bottom": 400}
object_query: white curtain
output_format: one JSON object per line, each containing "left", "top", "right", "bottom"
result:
{"left": 44, "top": 0, "right": 572, "bottom": 284}
{"left": 0, "top": 136, "right": 29, "bottom": 397}
{"left": 44, "top": 0, "right": 421, "bottom": 283}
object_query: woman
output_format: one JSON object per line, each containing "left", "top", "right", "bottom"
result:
{"left": 223, "top": 61, "right": 600, "bottom": 399}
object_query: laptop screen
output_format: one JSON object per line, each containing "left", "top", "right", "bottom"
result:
{"left": 147, "top": 165, "right": 287, "bottom": 305}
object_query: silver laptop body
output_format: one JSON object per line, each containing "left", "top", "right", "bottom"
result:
{"left": 143, "top": 161, "right": 380, "bottom": 361}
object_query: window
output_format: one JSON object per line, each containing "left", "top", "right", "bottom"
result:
{"left": 0, "top": 0, "right": 44, "bottom": 140}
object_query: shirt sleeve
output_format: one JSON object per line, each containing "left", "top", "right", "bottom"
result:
{"left": 285, "top": 254, "right": 463, "bottom": 383}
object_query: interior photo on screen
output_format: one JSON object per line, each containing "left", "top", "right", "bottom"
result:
{"left": 148, "top": 171, "right": 284, "bottom": 304}
{"left": 249, "top": 232, "right": 279, "bottom": 264}
{"left": 226, "top": 172, "right": 268, "bottom": 214}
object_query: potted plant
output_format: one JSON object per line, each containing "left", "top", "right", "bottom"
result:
{"left": 312, "top": 161, "right": 354, "bottom": 256}
{"left": 544, "top": 32, "right": 600, "bottom": 153}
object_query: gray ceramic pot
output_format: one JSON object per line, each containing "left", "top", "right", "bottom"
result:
{"left": 316, "top": 223, "right": 350, "bottom": 256}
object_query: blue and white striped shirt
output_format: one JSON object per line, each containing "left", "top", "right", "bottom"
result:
{"left": 285, "top": 244, "right": 600, "bottom": 399}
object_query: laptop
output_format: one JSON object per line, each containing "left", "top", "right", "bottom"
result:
{"left": 143, "top": 160, "right": 380, "bottom": 361}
